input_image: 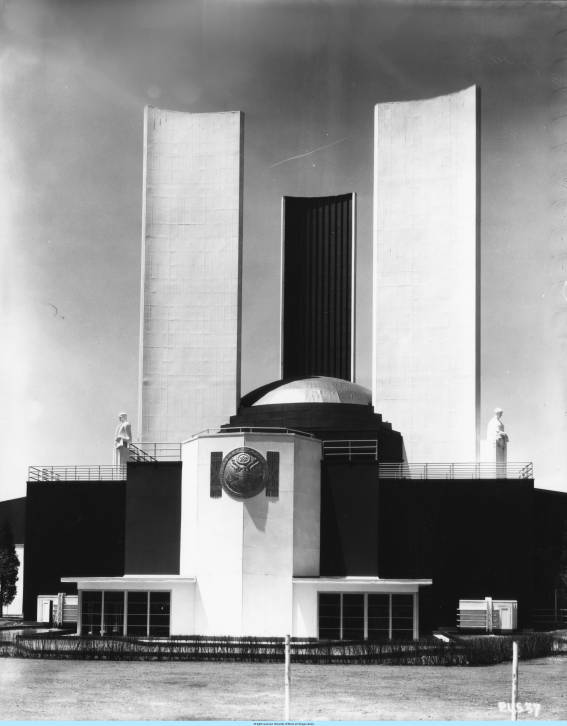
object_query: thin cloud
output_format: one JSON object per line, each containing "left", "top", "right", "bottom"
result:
{"left": 270, "top": 136, "right": 348, "bottom": 168}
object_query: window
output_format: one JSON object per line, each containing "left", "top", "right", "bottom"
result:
{"left": 318, "top": 592, "right": 416, "bottom": 641}
{"left": 391, "top": 594, "right": 414, "bottom": 641}
{"left": 81, "top": 591, "right": 102, "bottom": 636}
{"left": 80, "top": 590, "right": 171, "bottom": 637}
{"left": 103, "top": 591, "right": 124, "bottom": 635}
{"left": 126, "top": 592, "right": 148, "bottom": 636}
{"left": 318, "top": 593, "right": 340, "bottom": 639}
{"left": 367, "top": 594, "right": 389, "bottom": 639}
{"left": 149, "top": 591, "right": 170, "bottom": 637}
{"left": 342, "top": 594, "right": 364, "bottom": 639}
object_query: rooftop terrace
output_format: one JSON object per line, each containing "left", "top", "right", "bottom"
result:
{"left": 28, "top": 454, "right": 533, "bottom": 482}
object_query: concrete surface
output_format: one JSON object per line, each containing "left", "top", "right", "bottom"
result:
{"left": 373, "top": 86, "right": 478, "bottom": 463}
{"left": 139, "top": 108, "right": 243, "bottom": 443}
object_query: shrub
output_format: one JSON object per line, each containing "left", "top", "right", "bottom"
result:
{"left": 0, "top": 631, "right": 559, "bottom": 664}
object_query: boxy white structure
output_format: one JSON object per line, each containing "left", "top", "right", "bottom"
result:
{"left": 180, "top": 431, "right": 322, "bottom": 636}
{"left": 65, "top": 428, "right": 431, "bottom": 638}
{"left": 138, "top": 108, "right": 244, "bottom": 443}
{"left": 458, "top": 598, "right": 518, "bottom": 631}
{"left": 372, "top": 86, "right": 479, "bottom": 462}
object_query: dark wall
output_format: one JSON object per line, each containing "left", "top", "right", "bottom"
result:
{"left": 124, "top": 462, "right": 181, "bottom": 575}
{"left": 320, "top": 472, "right": 535, "bottom": 630}
{"left": 533, "top": 488, "right": 567, "bottom": 607}
{"left": 283, "top": 194, "right": 353, "bottom": 380}
{"left": 24, "top": 481, "right": 125, "bottom": 619}
{"left": 320, "top": 461, "right": 380, "bottom": 575}
{"left": 228, "top": 402, "right": 404, "bottom": 462}
{"left": 377, "top": 480, "right": 438, "bottom": 580}
{"left": 0, "top": 497, "right": 26, "bottom": 544}
{"left": 378, "top": 478, "right": 534, "bottom": 629}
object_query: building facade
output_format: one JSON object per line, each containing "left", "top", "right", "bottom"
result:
{"left": 1, "top": 90, "right": 565, "bottom": 638}
{"left": 19, "top": 377, "right": 538, "bottom": 637}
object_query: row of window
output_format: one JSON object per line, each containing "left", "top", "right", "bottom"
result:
{"left": 81, "top": 591, "right": 170, "bottom": 637}
{"left": 80, "top": 590, "right": 413, "bottom": 640}
{"left": 318, "top": 593, "right": 415, "bottom": 640}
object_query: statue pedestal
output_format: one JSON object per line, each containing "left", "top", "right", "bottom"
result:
{"left": 114, "top": 445, "right": 130, "bottom": 467}
{"left": 480, "top": 439, "right": 507, "bottom": 478}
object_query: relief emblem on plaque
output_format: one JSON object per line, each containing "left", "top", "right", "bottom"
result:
{"left": 210, "top": 447, "right": 279, "bottom": 499}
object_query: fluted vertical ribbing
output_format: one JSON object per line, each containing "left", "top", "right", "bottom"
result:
{"left": 282, "top": 194, "right": 353, "bottom": 380}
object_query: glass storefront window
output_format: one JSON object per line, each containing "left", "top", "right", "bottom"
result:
{"left": 81, "top": 591, "right": 102, "bottom": 636}
{"left": 391, "top": 593, "right": 414, "bottom": 641}
{"left": 127, "top": 592, "right": 148, "bottom": 637}
{"left": 149, "top": 591, "right": 171, "bottom": 637}
{"left": 367, "top": 593, "right": 389, "bottom": 640}
{"left": 342, "top": 593, "right": 364, "bottom": 640}
{"left": 79, "top": 590, "right": 171, "bottom": 638}
{"left": 318, "top": 593, "right": 340, "bottom": 639}
{"left": 318, "top": 592, "right": 416, "bottom": 641}
{"left": 103, "top": 591, "right": 125, "bottom": 635}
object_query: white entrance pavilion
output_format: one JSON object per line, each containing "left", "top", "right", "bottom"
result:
{"left": 64, "top": 426, "right": 431, "bottom": 639}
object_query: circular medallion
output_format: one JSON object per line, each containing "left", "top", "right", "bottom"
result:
{"left": 220, "top": 447, "right": 267, "bottom": 500}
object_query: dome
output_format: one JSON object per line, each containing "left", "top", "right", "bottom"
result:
{"left": 252, "top": 376, "right": 372, "bottom": 406}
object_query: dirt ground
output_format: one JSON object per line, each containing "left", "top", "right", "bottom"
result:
{"left": 0, "top": 656, "right": 566, "bottom": 720}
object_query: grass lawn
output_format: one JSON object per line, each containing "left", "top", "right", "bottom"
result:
{"left": 0, "top": 656, "right": 566, "bottom": 720}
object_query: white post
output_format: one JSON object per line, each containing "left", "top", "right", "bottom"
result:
{"left": 413, "top": 592, "right": 419, "bottom": 640}
{"left": 57, "top": 593, "right": 64, "bottom": 626}
{"left": 77, "top": 590, "right": 82, "bottom": 635}
{"left": 511, "top": 641, "right": 519, "bottom": 721}
{"left": 284, "top": 634, "right": 291, "bottom": 720}
{"left": 485, "top": 596, "right": 493, "bottom": 633}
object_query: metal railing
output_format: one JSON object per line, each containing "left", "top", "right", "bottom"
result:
{"left": 28, "top": 443, "right": 182, "bottom": 481}
{"left": 322, "top": 440, "right": 378, "bottom": 460}
{"left": 190, "top": 426, "right": 314, "bottom": 439}
{"left": 128, "top": 444, "right": 157, "bottom": 463}
{"left": 377, "top": 461, "right": 533, "bottom": 480}
{"left": 28, "top": 466, "right": 127, "bottom": 482}
{"left": 532, "top": 608, "right": 567, "bottom": 627}
{"left": 28, "top": 457, "right": 534, "bottom": 482}
{"left": 130, "top": 443, "right": 182, "bottom": 461}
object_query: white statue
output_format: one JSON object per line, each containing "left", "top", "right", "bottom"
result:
{"left": 486, "top": 408, "right": 509, "bottom": 445}
{"left": 114, "top": 412, "right": 132, "bottom": 466}
{"left": 486, "top": 407, "right": 509, "bottom": 474}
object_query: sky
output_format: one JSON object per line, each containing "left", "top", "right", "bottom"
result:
{"left": 1, "top": 0, "right": 567, "bottom": 498}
